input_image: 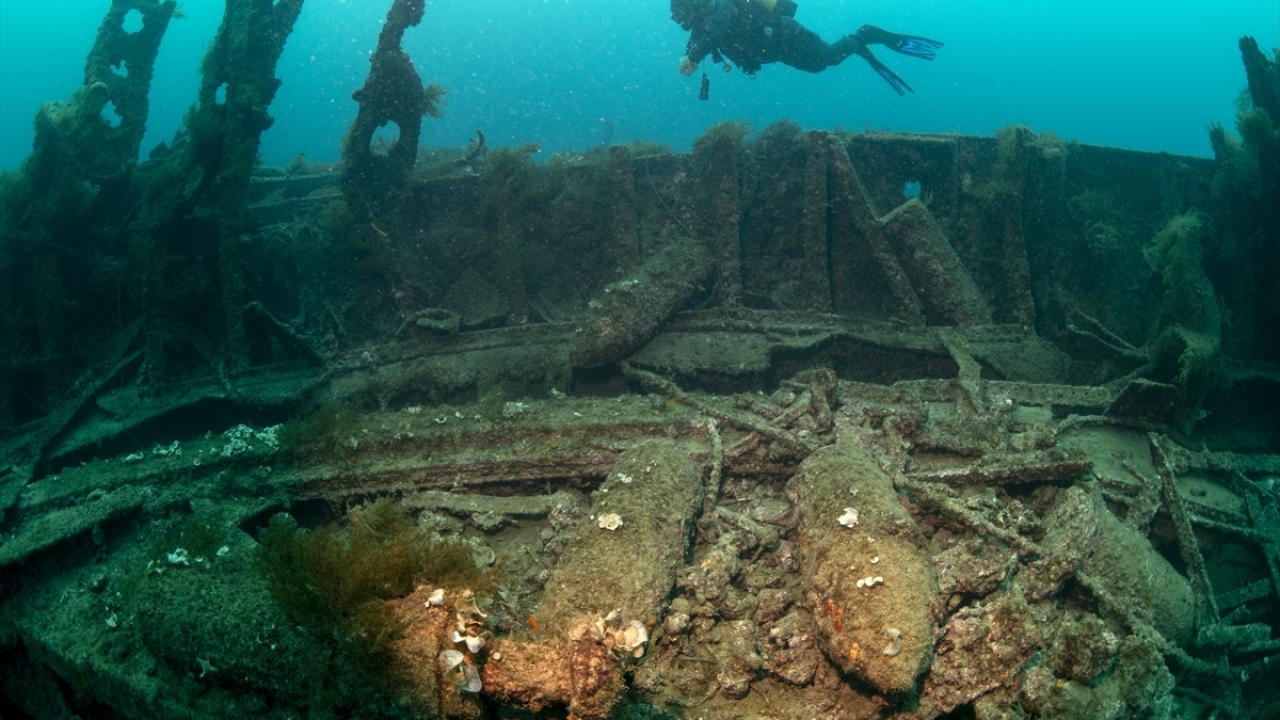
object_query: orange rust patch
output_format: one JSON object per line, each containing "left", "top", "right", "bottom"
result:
{"left": 822, "top": 599, "right": 845, "bottom": 631}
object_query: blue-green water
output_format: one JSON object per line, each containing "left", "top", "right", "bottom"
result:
{"left": 0, "top": 0, "right": 1277, "bottom": 170}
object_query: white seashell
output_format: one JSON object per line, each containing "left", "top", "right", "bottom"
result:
{"left": 621, "top": 620, "right": 648, "bottom": 650}
{"left": 438, "top": 649, "right": 464, "bottom": 673}
{"left": 455, "top": 590, "right": 487, "bottom": 618}
{"left": 427, "top": 588, "right": 446, "bottom": 606}
{"left": 569, "top": 619, "right": 601, "bottom": 641}
{"left": 882, "top": 627, "right": 903, "bottom": 656}
{"left": 460, "top": 663, "right": 483, "bottom": 693}
{"left": 464, "top": 634, "right": 485, "bottom": 653}
{"left": 597, "top": 513, "right": 624, "bottom": 531}
{"left": 837, "top": 508, "right": 859, "bottom": 527}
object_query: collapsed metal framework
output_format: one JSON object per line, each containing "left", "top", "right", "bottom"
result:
{"left": 1, "top": 2, "right": 1279, "bottom": 719}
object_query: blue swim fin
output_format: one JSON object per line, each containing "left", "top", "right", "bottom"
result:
{"left": 855, "top": 25, "right": 944, "bottom": 61}
{"left": 892, "top": 36, "right": 943, "bottom": 61}
{"left": 870, "top": 59, "right": 913, "bottom": 95}
{"left": 851, "top": 46, "right": 914, "bottom": 95}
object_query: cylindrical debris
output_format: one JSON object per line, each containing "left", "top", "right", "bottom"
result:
{"left": 880, "top": 199, "right": 993, "bottom": 326}
{"left": 1051, "top": 487, "right": 1196, "bottom": 645}
{"left": 481, "top": 637, "right": 623, "bottom": 720}
{"left": 537, "top": 439, "right": 704, "bottom": 632}
{"left": 483, "top": 440, "right": 705, "bottom": 718}
{"left": 787, "top": 443, "right": 938, "bottom": 696}
{"left": 569, "top": 240, "right": 713, "bottom": 369}
{"left": 389, "top": 585, "right": 483, "bottom": 719}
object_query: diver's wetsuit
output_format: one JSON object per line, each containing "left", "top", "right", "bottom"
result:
{"left": 679, "top": 0, "right": 941, "bottom": 94}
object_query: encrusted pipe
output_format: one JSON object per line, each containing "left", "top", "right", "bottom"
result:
{"left": 788, "top": 443, "right": 938, "bottom": 696}
{"left": 481, "top": 440, "right": 705, "bottom": 719}
{"left": 570, "top": 239, "right": 713, "bottom": 368}
{"left": 388, "top": 586, "right": 484, "bottom": 719}
{"left": 1151, "top": 433, "right": 1220, "bottom": 625}
{"left": 880, "top": 199, "right": 993, "bottom": 326}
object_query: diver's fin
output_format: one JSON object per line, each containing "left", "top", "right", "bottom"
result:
{"left": 891, "top": 35, "right": 943, "bottom": 60}
{"left": 855, "top": 49, "right": 913, "bottom": 95}
{"left": 855, "top": 25, "right": 943, "bottom": 61}
{"left": 871, "top": 61, "right": 913, "bottom": 95}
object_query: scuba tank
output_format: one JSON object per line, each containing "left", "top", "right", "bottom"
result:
{"left": 752, "top": 0, "right": 797, "bottom": 16}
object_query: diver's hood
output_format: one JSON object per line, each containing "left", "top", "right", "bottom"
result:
{"left": 671, "top": 0, "right": 712, "bottom": 31}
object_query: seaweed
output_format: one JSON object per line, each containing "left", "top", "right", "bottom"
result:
{"left": 1205, "top": 38, "right": 1280, "bottom": 362}
{"left": 626, "top": 140, "right": 674, "bottom": 158}
{"left": 990, "top": 125, "right": 1066, "bottom": 202}
{"left": 1143, "top": 213, "right": 1222, "bottom": 430}
{"left": 254, "top": 498, "right": 490, "bottom": 711}
{"left": 472, "top": 143, "right": 556, "bottom": 322}
{"left": 274, "top": 400, "right": 365, "bottom": 464}
{"left": 754, "top": 118, "right": 802, "bottom": 148}
{"left": 478, "top": 143, "right": 550, "bottom": 218}
{"left": 691, "top": 120, "right": 752, "bottom": 177}
{"left": 1144, "top": 213, "right": 1221, "bottom": 339}
{"left": 749, "top": 118, "right": 810, "bottom": 176}
{"left": 144, "top": 511, "right": 231, "bottom": 569}
{"left": 745, "top": 120, "right": 808, "bottom": 202}
{"left": 422, "top": 83, "right": 447, "bottom": 121}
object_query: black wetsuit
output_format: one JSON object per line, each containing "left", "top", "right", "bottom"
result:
{"left": 684, "top": 0, "right": 844, "bottom": 74}
{"left": 680, "top": 0, "right": 943, "bottom": 94}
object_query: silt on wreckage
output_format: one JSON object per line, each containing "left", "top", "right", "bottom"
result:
{"left": 1, "top": 1, "right": 1279, "bottom": 719}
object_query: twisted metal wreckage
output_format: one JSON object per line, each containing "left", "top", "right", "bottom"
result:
{"left": 2, "top": 1, "right": 1279, "bottom": 718}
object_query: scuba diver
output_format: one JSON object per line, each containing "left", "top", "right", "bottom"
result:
{"left": 671, "top": 0, "right": 943, "bottom": 96}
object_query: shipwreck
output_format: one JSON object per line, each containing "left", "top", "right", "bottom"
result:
{"left": 1, "top": 2, "right": 1279, "bottom": 719}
